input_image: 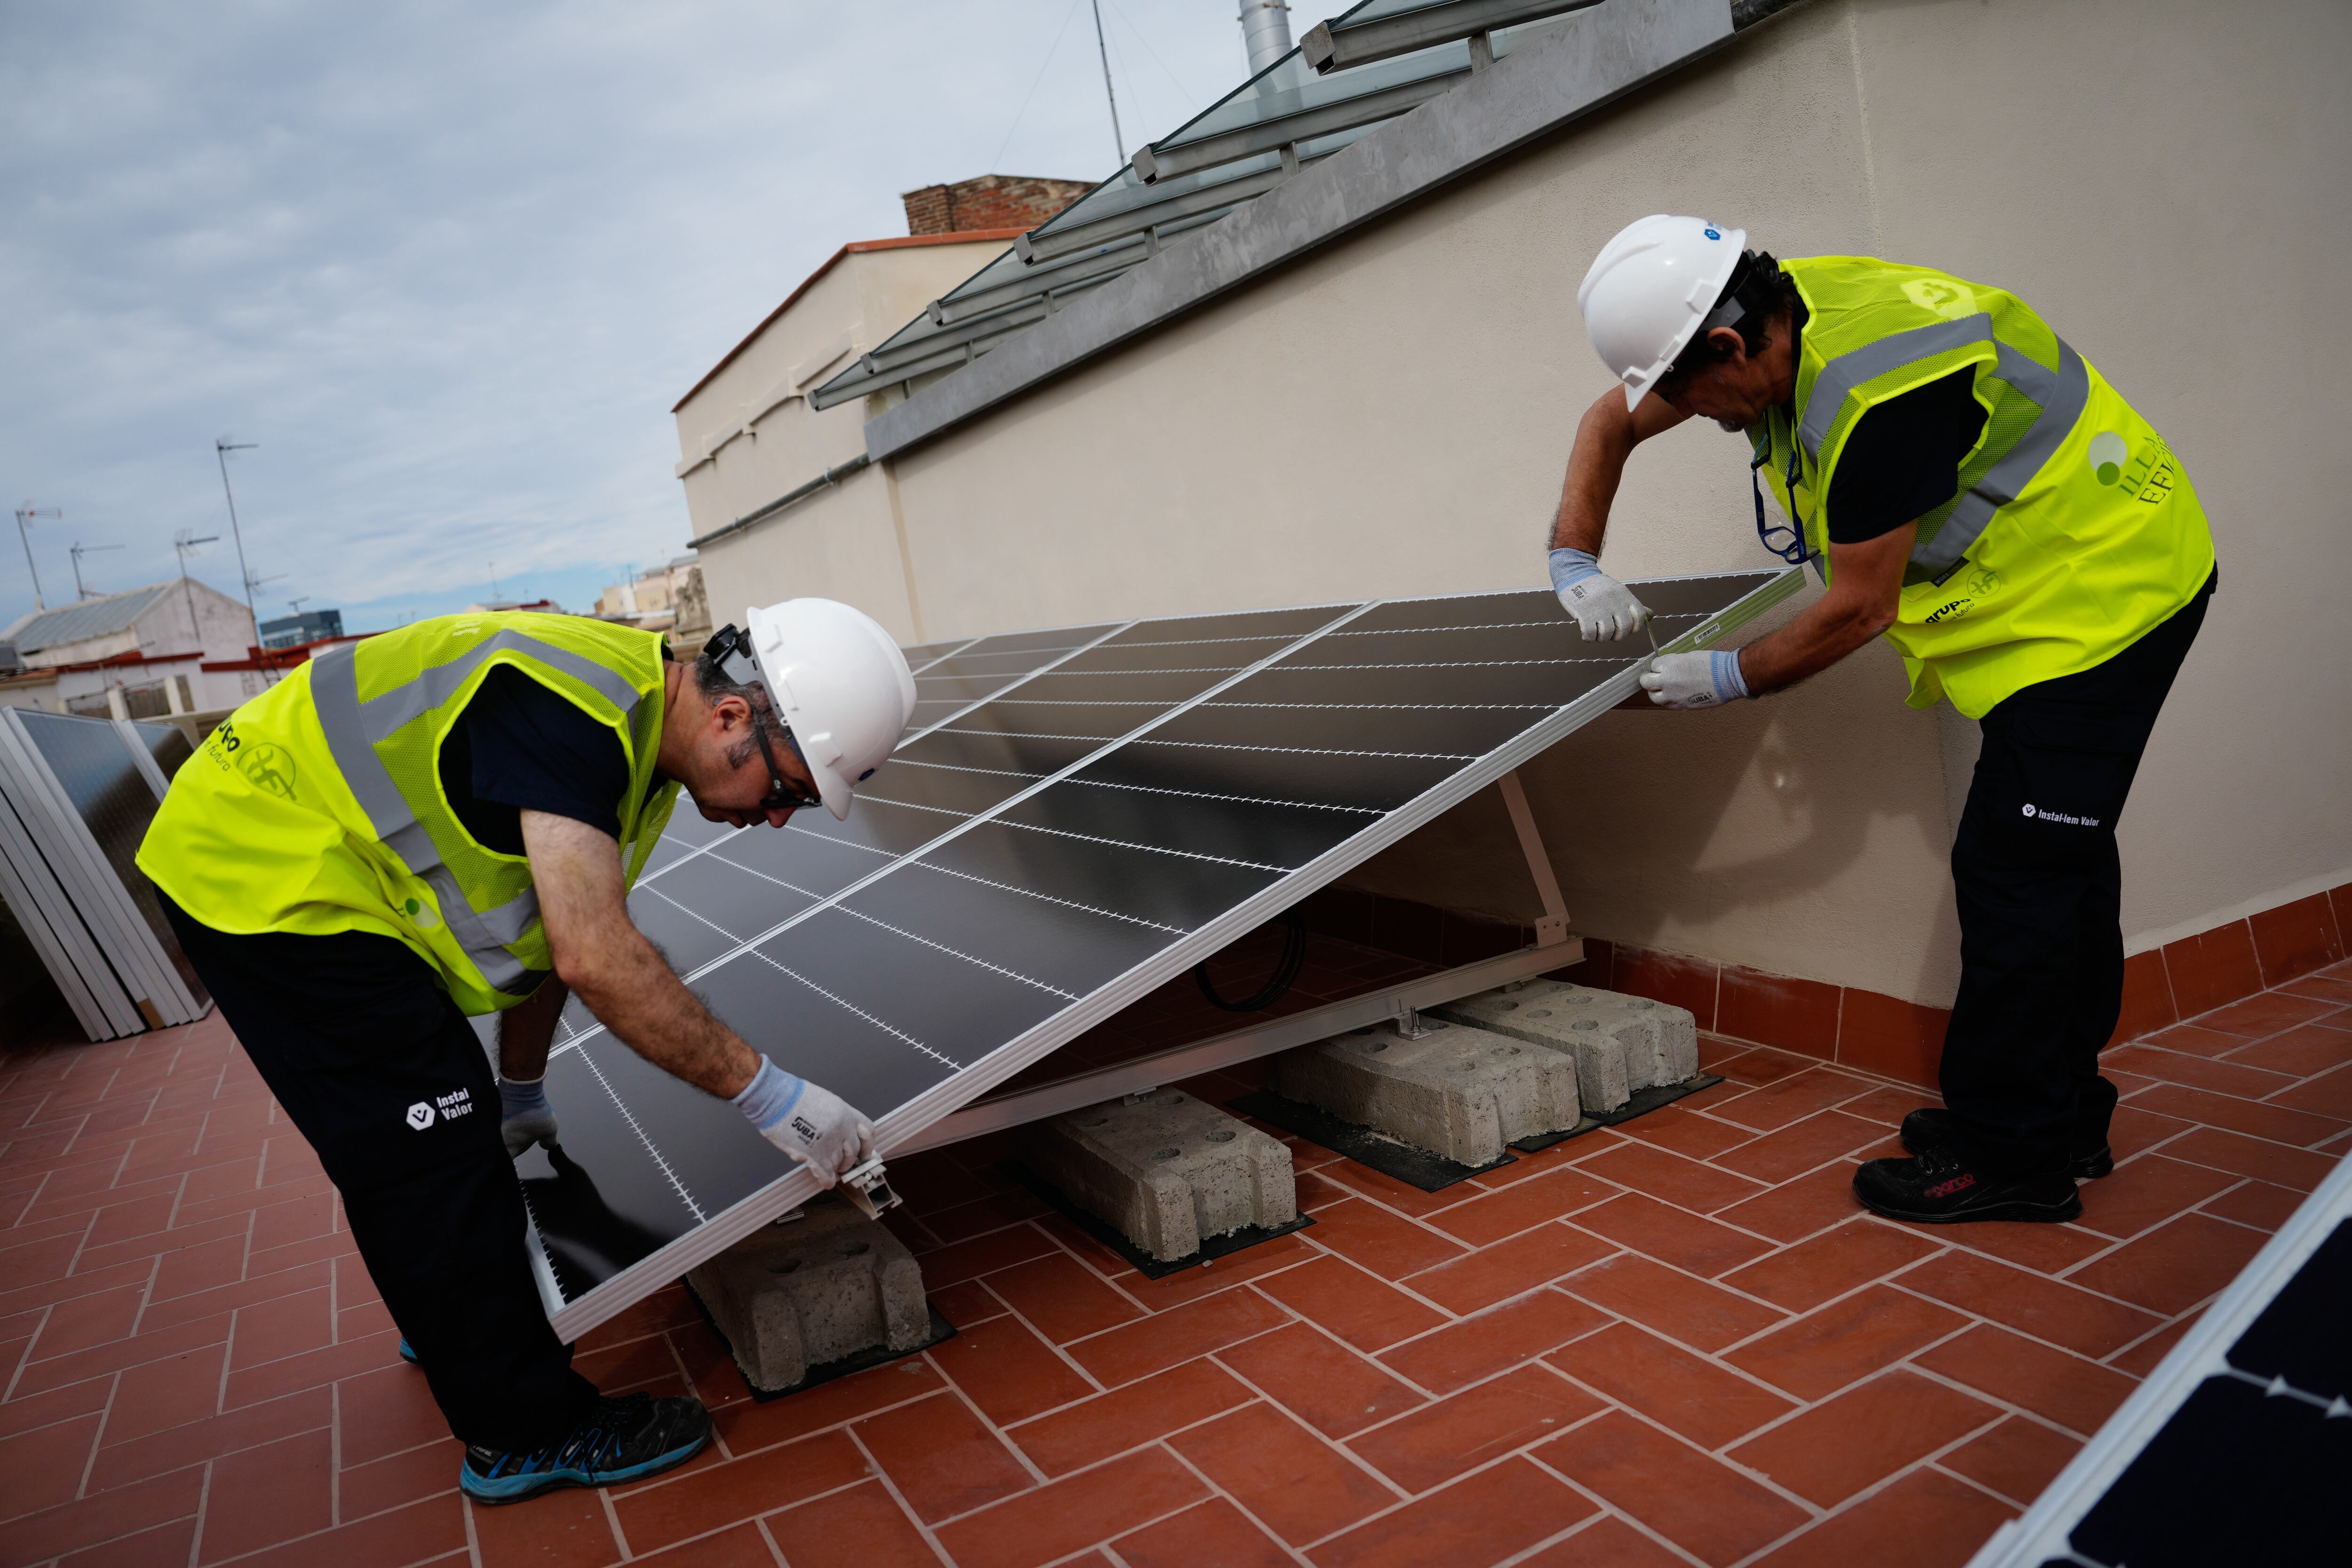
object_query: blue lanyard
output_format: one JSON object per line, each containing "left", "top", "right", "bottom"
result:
{"left": 1750, "top": 418, "right": 1811, "bottom": 564}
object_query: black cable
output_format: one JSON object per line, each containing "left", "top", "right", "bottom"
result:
{"left": 1194, "top": 909, "right": 1306, "bottom": 1012}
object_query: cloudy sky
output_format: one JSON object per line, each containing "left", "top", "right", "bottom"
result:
{"left": 0, "top": 0, "right": 1354, "bottom": 637}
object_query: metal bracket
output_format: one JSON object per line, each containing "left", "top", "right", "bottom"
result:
{"left": 1496, "top": 769, "right": 1570, "bottom": 946}
{"left": 1392, "top": 1003, "right": 1435, "bottom": 1040}
{"left": 840, "top": 1157, "right": 902, "bottom": 1222}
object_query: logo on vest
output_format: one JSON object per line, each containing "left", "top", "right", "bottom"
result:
{"left": 1901, "top": 277, "right": 1978, "bottom": 320}
{"left": 1926, "top": 599, "right": 1972, "bottom": 624}
{"left": 1965, "top": 566, "right": 2002, "bottom": 598}
{"left": 236, "top": 741, "right": 296, "bottom": 800}
{"left": 405, "top": 1102, "right": 435, "bottom": 1130}
{"left": 405, "top": 1088, "right": 473, "bottom": 1131}
{"left": 402, "top": 896, "right": 442, "bottom": 931}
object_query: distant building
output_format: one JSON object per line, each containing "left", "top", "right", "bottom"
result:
{"left": 593, "top": 556, "right": 710, "bottom": 653}
{"left": 463, "top": 598, "right": 563, "bottom": 615}
{"left": 258, "top": 607, "right": 344, "bottom": 649}
{"left": 0, "top": 579, "right": 264, "bottom": 718}
{"left": 898, "top": 174, "right": 1090, "bottom": 238}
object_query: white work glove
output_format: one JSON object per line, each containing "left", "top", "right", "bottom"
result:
{"left": 1640, "top": 650, "right": 1752, "bottom": 710}
{"left": 1549, "top": 548, "right": 1653, "bottom": 643}
{"left": 732, "top": 1056, "right": 875, "bottom": 1186}
{"left": 499, "top": 1075, "right": 559, "bottom": 1158}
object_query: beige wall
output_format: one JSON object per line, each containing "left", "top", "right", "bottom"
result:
{"left": 685, "top": 0, "right": 2352, "bottom": 1004}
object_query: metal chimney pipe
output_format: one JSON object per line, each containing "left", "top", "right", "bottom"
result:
{"left": 1239, "top": 0, "right": 1293, "bottom": 74}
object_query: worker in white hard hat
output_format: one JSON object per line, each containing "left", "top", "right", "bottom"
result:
{"left": 137, "top": 597, "right": 916, "bottom": 1504}
{"left": 1549, "top": 215, "right": 2214, "bottom": 1230}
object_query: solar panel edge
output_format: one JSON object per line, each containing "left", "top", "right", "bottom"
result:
{"left": 541, "top": 566, "right": 1804, "bottom": 1341}
{"left": 0, "top": 781, "right": 119, "bottom": 1039}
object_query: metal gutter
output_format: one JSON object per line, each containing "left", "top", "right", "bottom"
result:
{"left": 686, "top": 454, "right": 873, "bottom": 551}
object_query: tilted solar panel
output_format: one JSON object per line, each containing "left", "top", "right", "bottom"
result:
{"left": 523, "top": 569, "right": 1802, "bottom": 1337}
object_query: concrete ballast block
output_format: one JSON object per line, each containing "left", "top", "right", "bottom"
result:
{"left": 1433, "top": 980, "right": 1698, "bottom": 1113}
{"left": 1018, "top": 1090, "right": 1296, "bottom": 1263}
{"left": 686, "top": 1193, "right": 928, "bottom": 1393}
{"left": 1273, "top": 1019, "right": 1580, "bottom": 1167}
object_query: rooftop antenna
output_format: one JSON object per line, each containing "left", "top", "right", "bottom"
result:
{"left": 214, "top": 438, "right": 260, "bottom": 624}
{"left": 287, "top": 595, "right": 310, "bottom": 616}
{"left": 14, "top": 504, "right": 58, "bottom": 609}
{"left": 488, "top": 562, "right": 502, "bottom": 601}
{"left": 1089, "top": 0, "right": 1126, "bottom": 167}
{"left": 70, "top": 541, "right": 124, "bottom": 600}
{"left": 172, "top": 529, "right": 220, "bottom": 645}
{"left": 1239, "top": 0, "right": 1294, "bottom": 74}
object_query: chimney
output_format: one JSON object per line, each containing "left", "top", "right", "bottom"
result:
{"left": 1239, "top": 0, "right": 1293, "bottom": 75}
{"left": 901, "top": 175, "right": 1094, "bottom": 237}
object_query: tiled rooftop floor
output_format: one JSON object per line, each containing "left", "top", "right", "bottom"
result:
{"left": 4, "top": 959, "right": 2350, "bottom": 1568}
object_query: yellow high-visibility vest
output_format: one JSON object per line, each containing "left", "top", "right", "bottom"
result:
{"left": 1755, "top": 256, "right": 2215, "bottom": 717}
{"left": 137, "top": 613, "right": 680, "bottom": 1014}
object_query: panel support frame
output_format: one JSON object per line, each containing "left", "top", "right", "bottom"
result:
{"left": 1496, "top": 768, "right": 1569, "bottom": 947}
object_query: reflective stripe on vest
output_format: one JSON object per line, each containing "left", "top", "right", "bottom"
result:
{"left": 1798, "top": 317, "right": 2090, "bottom": 581}
{"left": 310, "top": 630, "right": 646, "bottom": 994}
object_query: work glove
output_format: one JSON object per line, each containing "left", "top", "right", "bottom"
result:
{"left": 1549, "top": 548, "right": 1653, "bottom": 643}
{"left": 732, "top": 1056, "right": 875, "bottom": 1186}
{"left": 499, "top": 1075, "right": 559, "bottom": 1157}
{"left": 1640, "top": 650, "right": 1751, "bottom": 710}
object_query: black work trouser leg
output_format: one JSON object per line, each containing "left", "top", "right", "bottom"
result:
{"left": 1939, "top": 574, "right": 2213, "bottom": 1178}
{"left": 160, "top": 896, "right": 597, "bottom": 1452}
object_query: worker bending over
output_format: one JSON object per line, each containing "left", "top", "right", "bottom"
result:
{"left": 137, "top": 599, "right": 915, "bottom": 1501}
{"left": 1554, "top": 216, "right": 2214, "bottom": 1226}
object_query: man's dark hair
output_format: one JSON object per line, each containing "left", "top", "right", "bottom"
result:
{"left": 1659, "top": 250, "right": 1798, "bottom": 392}
{"left": 693, "top": 645, "right": 774, "bottom": 769}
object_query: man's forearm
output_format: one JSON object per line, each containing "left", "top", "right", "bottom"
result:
{"left": 1735, "top": 593, "right": 1894, "bottom": 694}
{"left": 497, "top": 977, "right": 569, "bottom": 1081}
{"left": 564, "top": 931, "right": 760, "bottom": 1100}
{"left": 1549, "top": 396, "right": 1636, "bottom": 553}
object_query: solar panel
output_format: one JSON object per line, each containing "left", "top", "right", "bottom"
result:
{"left": 524, "top": 569, "right": 1802, "bottom": 1337}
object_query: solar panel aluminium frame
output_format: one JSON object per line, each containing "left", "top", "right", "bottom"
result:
{"left": 538, "top": 565, "right": 1803, "bottom": 1341}
{"left": 0, "top": 781, "right": 119, "bottom": 1040}
{"left": 1963, "top": 1148, "right": 2352, "bottom": 1568}
{"left": 0, "top": 709, "right": 203, "bottom": 1027}
{"left": 0, "top": 720, "right": 158, "bottom": 1036}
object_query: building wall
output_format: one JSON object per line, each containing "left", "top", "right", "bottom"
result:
{"left": 683, "top": 0, "right": 2352, "bottom": 1005}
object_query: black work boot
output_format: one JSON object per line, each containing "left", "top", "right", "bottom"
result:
{"left": 459, "top": 1393, "right": 711, "bottom": 1504}
{"left": 1853, "top": 1145, "right": 2082, "bottom": 1225}
{"left": 1899, "top": 1107, "right": 2115, "bottom": 1181}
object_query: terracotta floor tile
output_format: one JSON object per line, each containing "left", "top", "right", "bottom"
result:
{"left": 338, "top": 1439, "right": 458, "bottom": 1523}
{"left": 1709, "top": 1111, "right": 1886, "bottom": 1185}
{"left": 1913, "top": 1322, "right": 2137, "bottom": 1437}
{"left": 1707, "top": 1045, "right": 1813, "bottom": 1085}
{"left": 1534, "top": 1410, "right": 1809, "bottom": 1568}
{"left": 2222, "top": 1020, "right": 2352, "bottom": 1078}
{"left": 2063, "top": 1210, "right": 2269, "bottom": 1317}
{"left": 1004, "top": 1357, "right": 1252, "bottom": 1476}
{"left": 193, "top": 1427, "right": 333, "bottom": 1563}
{"left": 232, "top": 1491, "right": 466, "bottom": 1568}
{"left": 624, "top": 1521, "right": 774, "bottom": 1568}
{"left": 1377, "top": 1288, "right": 1608, "bottom": 1395}
{"left": 0, "top": 1409, "right": 102, "bottom": 1520}
{"left": 1714, "top": 1164, "right": 1867, "bottom": 1246}
{"left": 979, "top": 1251, "right": 1140, "bottom": 1344}
{"left": 1347, "top": 1363, "right": 1599, "bottom": 1493}
{"left": 90, "top": 1387, "right": 332, "bottom": 1492}
{"left": 1306, "top": 1197, "right": 1471, "bottom": 1280}
{"left": 1937, "top": 1218, "right": 2112, "bottom": 1275}
{"left": 1169, "top": 1401, "right": 1397, "bottom": 1545}
{"left": 55, "top": 1516, "right": 199, "bottom": 1568}
{"left": 1113, "top": 1497, "right": 1293, "bottom": 1568}
{"left": 926, "top": 1278, "right": 1007, "bottom": 1329}
{"left": 227, "top": 1288, "right": 335, "bottom": 1373}
{"left": 1309, "top": 1456, "right": 1597, "bottom": 1568}
{"left": 1424, "top": 1166, "right": 1622, "bottom": 1248}
{"left": 2159, "top": 1124, "right": 2339, "bottom": 1191}
{"left": 1551, "top": 1321, "right": 1795, "bottom": 1448}
{"left": 908, "top": 1224, "right": 1058, "bottom": 1287}
{"left": 1560, "top": 1252, "right": 1785, "bottom": 1352}
{"left": 2193, "top": 989, "right": 2340, "bottom": 1038}
{"left": 2269, "top": 1060, "right": 2352, "bottom": 1122}
{"left": 1721, "top": 1219, "right": 1941, "bottom": 1314}
{"left": 927, "top": 1312, "right": 1097, "bottom": 1428}
{"left": 2102, "top": 1043, "right": 2299, "bottom": 1101}
{"left": 27, "top": 1282, "right": 146, "bottom": 1362}
{"left": 1730, "top": 1369, "right": 1999, "bottom": 1506}
{"left": 2200, "top": 1178, "right": 2304, "bottom": 1231}
{"left": 1248, "top": 1256, "right": 1442, "bottom": 1356}
{"left": 0, "top": 1458, "right": 204, "bottom": 1566}
{"left": 1897, "top": 1250, "right": 2159, "bottom": 1360}
{"left": 1313, "top": 1157, "right": 1485, "bottom": 1219}
{"left": 763, "top": 1479, "right": 948, "bottom": 1568}
{"left": 1707, "top": 1067, "right": 1872, "bottom": 1134}
{"left": 0, "top": 1373, "right": 114, "bottom": 1445}
{"left": 1937, "top": 1416, "right": 2082, "bottom": 1507}
{"left": 1727, "top": 1284, "right": 1969, "bottom": 1401}
{"left": 472, "top": 1481, "right": 619, "bottom": 1568}
{"left": 2104, "top": 1104, "right": 2194, "bottom": 1162}
{"left": 1573, "top": 1142, "right": 1765, "bottom": 1215}
{"left": 2125, "top": 1081, "right": 2344, "bottom": 1148}
{"left": 851, "top": 1390, "right": 1031, "bottom": 1525}
{"left": 1111, "top": 1232, "right": 1319, "bottom": 1313}
{"left": 2133, "top": 1022, "right": 2246, "bottom": 1059}
{"left": 1214, "top": 1322, "right": 1427, "bottom": 1440}
{"left": 1746, "top": 1466, "right": 2010, "bottom": 1568}
{"left": 1617, "top": 1106, "right": 1755, "bottom": 1162}
{"left": 2282, "top": 972, "right": 2352, "bottom": 1004}
{"left": 1400, "top": 1223, "right": 1616, "bottom": 1316}
{"left": 920, "top": 1189, "right": 1049, "bottom": 1248}
{"left": 223, "top": 1331, "right": 405, "bottom": 1411}
{"left": 2104, "top": 1314, "right": 2191, "bottom": 1377}
{"left": 2073, "top": 1154, "right": 2243, "bottom": 1241}
{"left": 1569, "top": 1193, "right": 1774, "bottom": 1277}
{"left": 1065, "top": 1278, "right": 1292, "bottom": 1385}
{"left": 930, "top": 1446, "right": 1207, "bottom": 1568}
{"left": 97, "top": 1340, "right": 229, "bottom": 1449}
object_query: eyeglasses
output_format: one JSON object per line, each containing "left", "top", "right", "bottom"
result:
{"left": 748, "top": 709, "right": 825, "bottom": 813}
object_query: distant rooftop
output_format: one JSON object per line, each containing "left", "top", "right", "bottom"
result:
{"left": 1, "top": 583, "right": 179, "bottom": 655}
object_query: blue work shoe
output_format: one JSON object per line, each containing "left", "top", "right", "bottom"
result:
{"left": 397, "top": 1337, "right": 421, "bottom": 1366}
{"left": 459, "top": 1393, "right": 711, "bottom": 1505}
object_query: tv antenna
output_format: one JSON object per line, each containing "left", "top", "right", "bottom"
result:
{"left": 214, "top": 438, "right": 260, "bottom": 621}
{"left": 70, "top": 541, "right": 124, "bottom": 600}
{"left": 173, "top": 530, "right": 221, "bottom": 642}
{"left": 13, "top": 504, "right": 58, "bottom": 609}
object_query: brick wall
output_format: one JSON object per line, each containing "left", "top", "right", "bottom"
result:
{"left": 902, "top": 174, "right": 1092, "bottom": 237}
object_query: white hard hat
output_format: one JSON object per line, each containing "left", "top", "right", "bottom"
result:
{"left": 722, "top": 597, "right": 915, "bottom": 820}
{"left": 1576, "top": 215, "right": 1747, "bottom": 410}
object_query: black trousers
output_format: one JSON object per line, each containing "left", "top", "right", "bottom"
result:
{"left": 160, "top": 895, "right": 596, "bottom": 1451}
{"left": 1940, "top": 572, "right": 2215, "bottom": 1177}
